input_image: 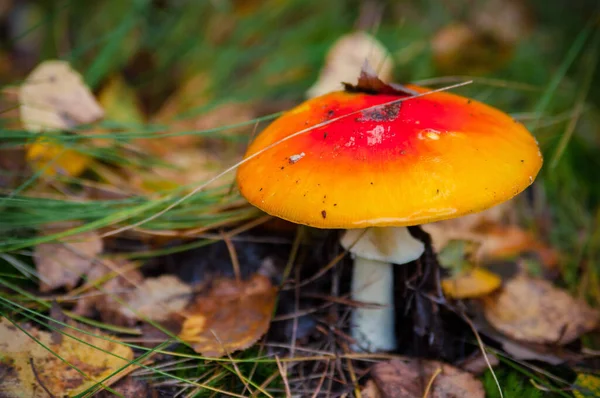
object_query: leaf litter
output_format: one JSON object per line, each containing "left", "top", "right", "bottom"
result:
{"left": 2, "top": 6, "right": 599, "bottom": 397}
{"left": 0, "top": 318, "right": 134, "bottom": 397}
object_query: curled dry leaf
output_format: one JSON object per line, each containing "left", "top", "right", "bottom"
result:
{"left": 442, "top": 267, "right": 502, "bottom": 299}
{"left": 119, "top": 275, "right": 193, "bottom": 323}
{"left": 482, "top": 275, "right": 599, "bottom": 344}
{"left": 370, "top": 359, "right": 485, "bottom": 398}
{"left": 34, "top": 229, "right": 103, "bottom": 292}
{"left": 307, "top": 31, "right": 393, "bottom": 98}
{"left": 19, "top": 60, "right": 104, "bottom": 132}
{"left": 179, "top": 274, "right": 276, "bottom": 357}
{"left": 0, "top": 318, "right": 133, "bottom": 398}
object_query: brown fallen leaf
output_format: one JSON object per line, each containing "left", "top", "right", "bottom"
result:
{"left": 179, "top": 274, "right": 276, "bottom": 357}
{"left": 370, "top": 358, "right": 485, "bottom": 398}
{"left": 442, "top": 267, "right": 502, "bottom": 299}
{"left": 119, "top": 275, "right": 192, "bottom": 323}
{"left": 423, "top": 206, "right": 558, "bottom": 269}
{"left": 306, "top": 31, "right": 393, "bottom": 98}
{"left": 34, "top": 228, "right": 103, "bottom": 292}
{"left": 482, "top": 274, "right": 599, "bottom": 344}
{"left": 0, "top": 318, "right": 134, "bottom": 397}
{"left": 19, "top": 60, "right": 104, "bottom": 132}
{"left": 72, "top": 259, "right": 144, "bottom": 325}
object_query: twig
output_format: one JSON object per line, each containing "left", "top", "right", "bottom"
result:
{"left": 461, "top": 314, "right": 503, "bottom": 398}
{"left": 30, "top": 358, "right": 56, "bottom": 398}
{"left": 221, "top": 232, "right": 241, "bottom": 282}
{"left": 275, "top": 355, "right": 292, "bottom": 397}
{"left": 422, "top": 367, "right": 442, "bottom": 398}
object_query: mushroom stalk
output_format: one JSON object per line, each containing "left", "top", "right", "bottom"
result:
{"left": 341, "top": 227, "right": 425, "bottom": 351}
{"left": 351, "top": 256, "right": 396, "bottom": 351}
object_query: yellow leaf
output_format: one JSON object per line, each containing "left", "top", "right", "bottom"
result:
{"left": 442, "top": 267, "right": 502, "bottom": 299}
{"left": 26, "top": 138, "right": 91, "bottom": 177}
{"left": 0, "top": 318, "right": 134, "bottom": 397}
{"left": 574, "top": 373, "right": 600, "bottom": 398}
{"left": 98, "top": 75, "right": 145, "bottom": 125}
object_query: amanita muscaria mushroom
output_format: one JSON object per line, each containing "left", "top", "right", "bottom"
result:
{"left": 236, "top": 70, "right": 542, "bottom": 351}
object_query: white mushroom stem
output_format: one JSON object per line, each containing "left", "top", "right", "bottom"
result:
{"left": 341, "top": 227, "right": 425, "bottom": 351}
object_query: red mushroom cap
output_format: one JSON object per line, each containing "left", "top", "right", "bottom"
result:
{"left": 237, "top": 76, "right": 542, "bottom": 229}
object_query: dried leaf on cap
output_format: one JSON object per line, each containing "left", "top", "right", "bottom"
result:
{"left": 0, "top": 318, "right": 133, "bottom": 397}
{"left": 119, "top": 275, "right": 192, "bottom": 323}
{"left": 307, "top": 31, "right": 394, "bottom": 98}
{"left": 19, "top": 60, "right": 104, "bottom": 132}
{"left": 370, "top": 358, "right": 485, "bottom": 398}
{"left": 34, "top": 228, "right": 103, "bottom": 292}
{"left": 482, "top": 275, "right": 599, "bottom": 344}
{"left": 179, "top": 274, "right": 276, "bottom": 357}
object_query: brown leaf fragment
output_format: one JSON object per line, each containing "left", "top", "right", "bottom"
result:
{"left": 35, "top": 229, "right": 103, "bottom": 292}
{"left": 482, "top": 275, "right": 599, "bottom": 344}
{"left": 97, "top": 376, "right": 156, "bottom": 398}
{"left": 0, "top": 318, "right": 134, "bottom": 398}
{"left": 179, "top": 274, "right": 277, "bottom": 357}
{"left": 19, "top": 60, "right": 104, "bottom": 132}
{"left": 458, "top": 351, "right": 499, "bottom": 375}
{"left": 370, "top": 359, "right": 485, "bottom": 398}
{"left": 361, "top": 379, "right": 382, "bottom": 398}
{"left": 72, "top": 259, "right": 144, "bottom": 325}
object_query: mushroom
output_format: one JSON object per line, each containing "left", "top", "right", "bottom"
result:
{"left": 236, "top": 69, "right": 542, "bottom": 351}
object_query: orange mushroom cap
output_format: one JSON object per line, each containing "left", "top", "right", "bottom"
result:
{"left": 237, "top": 74, "right": 542, "bottom": 229}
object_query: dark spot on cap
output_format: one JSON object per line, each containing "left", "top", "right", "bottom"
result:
{"left": 370, "top": 182, "right": 374, "bottom": 185}
{"left": 333, "top": 203, "right": 337, "bottom": 206}
{"left": 280, "top": 166, "right": 285, "bottom": 170}
{"left": 323, "top": 132, "right": 328, "bottom": 139}
{"left": 327, "top": 110, "right": 335, "bottom": 118}
{"left": 323, "top": 195, "right": 326, "bottom": 199}
{"left": 358, "top": 102, "right": 401, "bottom": 122}
{"left": 521, "top": 159, "right": 524, "bottom": 163}
{"left": 467, "top": 99, "right": 472, "bottom": 104}
{"left": 259, "top": 188, "right": 263, "bottom": 191}
{"left": 321, "top": 210, "right": 327, "bottom": 219}
{"left": 436, "top": 189, "right": 440, "bottom": 194}
{"left": 296, "top": 180, "right": 300, "bottom": 184}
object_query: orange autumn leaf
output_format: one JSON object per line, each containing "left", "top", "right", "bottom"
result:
{"left": 179, "top": 274, "right": 276, "bottom": 357}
